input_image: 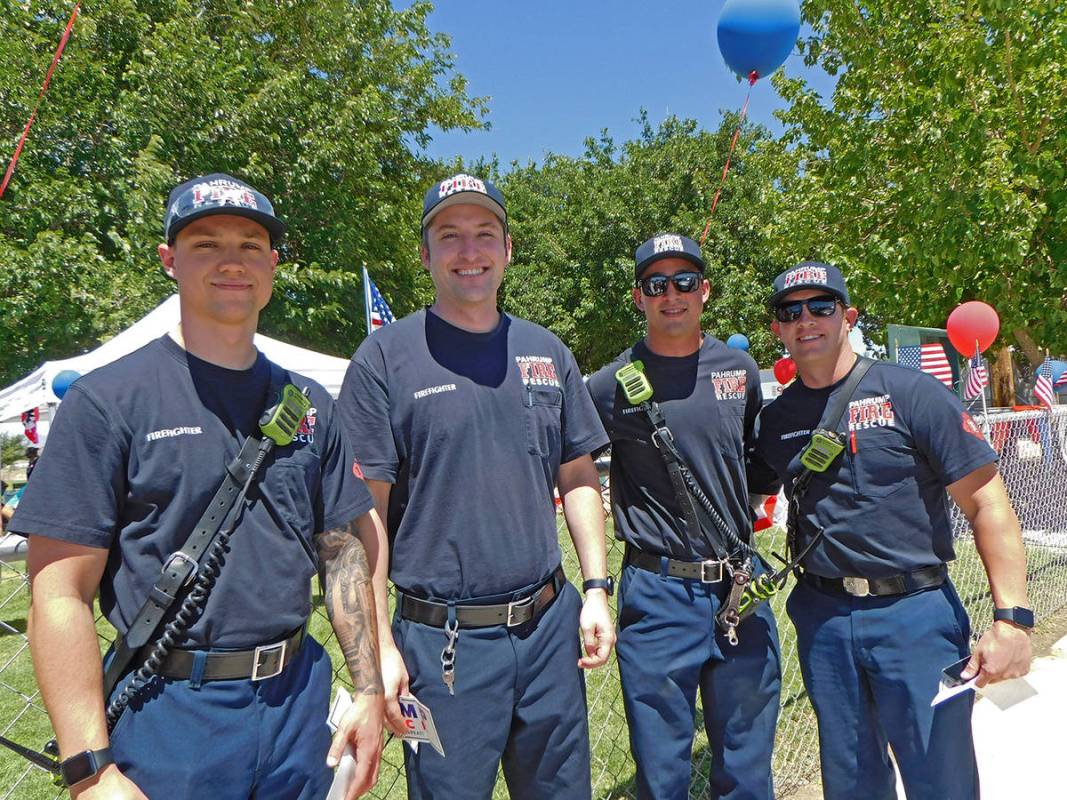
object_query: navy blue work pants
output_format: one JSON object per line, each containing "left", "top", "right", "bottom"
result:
{"left": 394, "top": 581, "right": 590, "bottom": 799}
{"left": 108, "top": 635, "right": 334, "bottom": 799}
{"left": 616, "top": 562, "right": 782, "bottom": 800}
{"left": 787, "top": 578, "right": 978, "bottom": 799}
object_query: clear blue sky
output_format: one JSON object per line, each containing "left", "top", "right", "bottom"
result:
{"left": 411, "top": 0, "right": 837, "bottom": 168}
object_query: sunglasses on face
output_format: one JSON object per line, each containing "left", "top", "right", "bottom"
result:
{"left": 773, "top": 295, "right": 841, "bottom": 323}
{"left": 637, "top": 271, "right": 703, "bottom": 297}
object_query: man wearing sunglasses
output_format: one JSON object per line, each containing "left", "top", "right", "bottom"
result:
{"left": 586, "top": 234, "right": 781, "bottom": 799}
{"left": 748, "top": 262, "right": 1032, "bottom": 799}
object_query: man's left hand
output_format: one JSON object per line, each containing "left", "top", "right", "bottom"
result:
{"left": 327, "top": 689, "right": 385, "bottom": 799}
{"left": 578, "top": 589, "right": 616, "bottom": 669}
{"left": 962, "top": 621, "right": 1032, "bottom": 687}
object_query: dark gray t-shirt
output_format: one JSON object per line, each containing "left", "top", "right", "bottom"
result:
{"left": 748, "top": 361, "right": 997, "bottom": 578}
{"left": 10, "top": 335, "right": 372, "bottom": 648}
{"left": 587, "top": 337, "right": 762, "bottom": 560}
{"left": 339, "top": 308, "right": 608, "bottom": 601}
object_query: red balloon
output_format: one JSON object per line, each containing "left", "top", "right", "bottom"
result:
{"left": 946, "top": 302, "right": 1000, "bottom": 357}
{"left": 773, "top": 356, "right": 797, "bottom": 385}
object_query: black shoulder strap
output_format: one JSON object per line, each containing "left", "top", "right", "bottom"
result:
{"left": 102, "top": 362, "right": 291, "bottom": 697}
{"left": 823, "top": 357, "right": 875, "bottom": 434}
{"left": 793, "top": 356, "right": 875, "bottom": 494}
{"left": 784, "top": 357, "right": 876, "bottom": 570}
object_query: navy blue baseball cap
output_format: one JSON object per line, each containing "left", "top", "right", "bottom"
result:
{"left": 422, "top": 173, "right": 507, "bottom": 229}
{"left": 164, "top": 173, "right": 286, "bottom": 245}
{"left": 769, "top": 261, "right": 850, "bottom": 307}
{"left": 634, "top": 233, "right": 706, "bottom": 280}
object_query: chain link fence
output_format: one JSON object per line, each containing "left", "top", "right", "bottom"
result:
{"left": 2, "top": 406, "right": 1066, "bottom": 798}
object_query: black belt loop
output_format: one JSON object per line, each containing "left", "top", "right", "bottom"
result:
{"left": 799, "top": 564, "right": 947, "bottom": 598}
{"left": 399, "top": 566, "right": 565, "bottom": 629}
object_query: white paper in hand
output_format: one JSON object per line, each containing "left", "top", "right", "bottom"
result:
{"left": 397, "top": 694, "right": 445, "bottom": 757}
{"left": 326, "top": 687, "right": 358, "bottom": 800}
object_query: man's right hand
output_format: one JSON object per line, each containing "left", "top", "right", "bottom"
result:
{"left": 70, "top": 764, "right": 148, "bottom": 799}
{"left": 380, "top": 643, "right": 412, "bottom": 737}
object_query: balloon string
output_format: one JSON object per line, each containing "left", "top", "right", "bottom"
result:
{"left": 0, "top": 2, "right": 81, "bottom": 201}
{"left": 699, "top": 71, "right": 758, "bottom": 246}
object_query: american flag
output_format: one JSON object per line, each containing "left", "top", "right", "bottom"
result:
{"left": 362, "top": 266, "right": 395, "bottom": 333}
{"left": 963, "top": 353, "right": 988, "bottom": 401}
{"left": 897, "top": 343, "right": 954, "bottom": 389}
{"left": 1055, "top": 367, "right": 1067, "bottom": 390}
{"left": 1034, "top": 357, "right": 1055, "bottom": 409}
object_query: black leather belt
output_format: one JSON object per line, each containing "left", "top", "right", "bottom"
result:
{"left": 398, "top": 566, "right": 566, "bottom": 629}
{"left": 799, "top": 564, "right": 948, "bottom": 598}
{"left": 626, "top": 547, "right": 729, "bottom": 583}
{"left": 155, "top": 627, "right": 305, "bottom": 682}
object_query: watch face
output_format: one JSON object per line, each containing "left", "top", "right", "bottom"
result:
{"left": 61, "top": 751, "right": 94, "bottom": 787}
{"left": 996, "top": 607, "right": 1035, "bottom": 628}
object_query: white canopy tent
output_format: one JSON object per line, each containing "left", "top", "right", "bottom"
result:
{"left": 0, "top": 295, "right": 353, "bottom": 444}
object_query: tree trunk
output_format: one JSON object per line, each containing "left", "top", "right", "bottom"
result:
{"left": 1013, "top": 328, "right": 1043, "bottom": 369}
{"left": 990, "top": 346, "right": 1015, "bottom": 408}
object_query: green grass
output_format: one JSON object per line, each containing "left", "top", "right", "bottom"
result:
{"left": 2, "top": 527, "right": 1065, "bottom": 799}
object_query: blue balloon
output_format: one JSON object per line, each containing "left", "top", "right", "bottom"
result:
{"left": 1052, "top": 360, "right": 1067, "bottom": 394}
{"left": 717, "top": 0, "right": 801, "bottom": 80}
{"left": 52, "top": 369, "right": 81, "bottom": 400}
{"left": 726, "top": 333, "right": 750, "bottom": 351}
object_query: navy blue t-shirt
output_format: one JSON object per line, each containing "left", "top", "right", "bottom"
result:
{"left": 748, "top": 360, "right": 997, "bottom": 578}
{"left": 10, "top": 335, "right": 373, "bottom": 648}
{"left": 338, "top": 308, "right": 608, "bottom": 601}
{"left": 587, "top": 337, "right": 762, "bottom": 560}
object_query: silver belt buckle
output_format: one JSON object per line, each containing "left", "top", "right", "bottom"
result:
{"left": 251, "top": 640, "right": 288, "bottom": 681}
{"left": 841, "top": 577, "right": 870, "bottom": 597}
{"left": 162, "top": 552, "right": 198, "bottom": 587}
{"left": 700, "top": 560, "right": 724, "bottom": 583}
{"left": 506, "top": 595, "right": 535, "bottom": 627}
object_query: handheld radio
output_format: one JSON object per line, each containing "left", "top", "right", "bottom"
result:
{"left": 798, "top": 428, "right": 845, "bottom": 472}
{"left": 259, "top": 384, "right": 312, "bottom": 446}
{"left": 614, "top": 361, "right": 654, "bottom": 405}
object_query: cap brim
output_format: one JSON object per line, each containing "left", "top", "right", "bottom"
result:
{"left": 635, "top": 251, "right": 705, "bottom": 280}
{"left": 168, "top": 207, "right": 287, "bottom": 245}
{"left": 422, "top": 193, "right": 507, "bottom": 228}
{"left": 768, "top": 284, "right": 848, "bottom": 307}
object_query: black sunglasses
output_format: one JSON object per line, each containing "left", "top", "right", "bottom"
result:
{"left": 637, "top": 271, "right": 703, "bottom": 297}
{"left": 773, "top": 295, "right": 841, "bottom": 323}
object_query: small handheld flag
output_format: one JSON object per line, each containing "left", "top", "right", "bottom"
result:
{"left": 362, "top": 265, "right": 395, "bottom": 335}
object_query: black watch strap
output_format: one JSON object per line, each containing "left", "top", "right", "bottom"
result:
{"left": 994, "top": 606, "right": 1035, "bottom": 629}
{"left": 582, "top": 577, "right": 614, "bottom": 596}
{"left": 60, "top": 747, "right": 114, "bottom": 787}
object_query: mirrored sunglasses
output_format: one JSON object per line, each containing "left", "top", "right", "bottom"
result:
{"left": 637, "top": 271, "right": 703, "bottom": 297}
{"left": 773, "top": 295, "right": 841, "bottom": 323}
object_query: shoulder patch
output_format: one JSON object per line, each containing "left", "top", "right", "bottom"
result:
{"left": 961, "top": 412, "right": 984, "bottom": 440}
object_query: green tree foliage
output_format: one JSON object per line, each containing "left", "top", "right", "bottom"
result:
{"left": 767, "top": 0, "right": 1066, "bottom": 361}
{"left": 0, "top": 0, "right": 484, "bottom": 386}
{"left": 497, "top": 113, "right": 792, "bottom": 373}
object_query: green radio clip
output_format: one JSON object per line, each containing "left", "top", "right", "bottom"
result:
{"left": 799, "top": 428, "right": 846, "bottom": 472}
{"left": 260, "top": 384, "right": 312, "bottom": 446}
{"left": 615, "top": 361, "right": 654, "bottom": 405}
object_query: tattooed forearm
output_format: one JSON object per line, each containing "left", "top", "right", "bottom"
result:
{"left": 315, "top": 521, "right": 384, "bottom": 694}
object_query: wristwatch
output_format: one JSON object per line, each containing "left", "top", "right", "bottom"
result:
{"left": 60, "top": 747, "right": 114, "bottom": 788}
{"left": 582, "top": 577, "right": 615, "bottom": 596}
{"left": 993, "top": 606, "right": 1035, "bottom": 630}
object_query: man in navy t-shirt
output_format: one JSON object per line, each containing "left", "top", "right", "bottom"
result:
{"left": 10, "top": 174, "right": 384, "bottom": 799}
{"left": 586, "top": 234, "right": 781, "bottom": 799}
{"left": 339, "top": 173, "right": 614, "bottom": 799}
{"left": 748, "top": 262, "right": 1032, "bottom": 799}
